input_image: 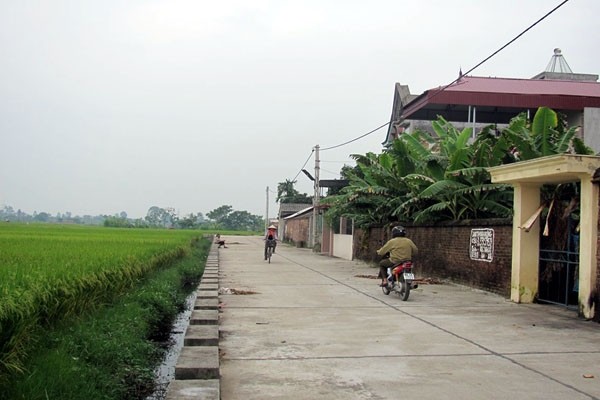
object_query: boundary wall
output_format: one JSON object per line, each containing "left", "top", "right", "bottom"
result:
{"left": 354, "top": 219, "right": 513, "bottom": 297}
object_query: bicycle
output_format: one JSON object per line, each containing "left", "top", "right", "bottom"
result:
{"left": 264, "top": 239, "right": 276, "bottom": 263}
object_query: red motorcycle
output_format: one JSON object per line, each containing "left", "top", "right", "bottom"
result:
{"left": 381, "top": 261, "right": 416, "bottom": 301}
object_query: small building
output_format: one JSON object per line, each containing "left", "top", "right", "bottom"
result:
{"left": 277, "top": 203, "right": 312, "bottom": 246}
{"left": 282, "top": 206, "right": 313, "bottom": 247}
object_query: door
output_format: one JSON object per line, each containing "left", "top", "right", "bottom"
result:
{"left": 538, "top": 217, "right": 579, "bottom": 309}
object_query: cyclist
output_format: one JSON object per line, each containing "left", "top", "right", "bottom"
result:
{"left": 264, "top": 224, "right": 278, "bottom": 259}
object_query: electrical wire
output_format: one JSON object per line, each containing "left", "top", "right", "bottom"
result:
{"left": 414, "top": 0, "right": 572, "bottom": 110}
{"left": 321, "top": 168, "right": 341, "bottom": 176}
{"left": 320, "top": 121, "right": 390, "bottom": 151}
{"left": 319, "top": 0, "right": 571, "bottom": 151}
{"left": 286, "top": 0, "right": 570, "bottom": 188}
{"left": 291, "top": 149, "right": 315, "bottom": 182}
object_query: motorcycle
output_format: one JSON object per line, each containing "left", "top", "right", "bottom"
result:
{"left": 381, "top": 261, "right": 417, "bottom": 301}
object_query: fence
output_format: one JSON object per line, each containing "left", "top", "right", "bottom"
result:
{"left": 354, "top": 219, "right": 513, "bottom": 297}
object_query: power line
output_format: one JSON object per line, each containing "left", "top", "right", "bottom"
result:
{"left": 321, "top": 168, "right": 341, "bottom": 176}
{"left": 319, "top": 0, "right": 571, "bottom": 151}
{"left": 415, "top": 0, "right": 571, "bottom": 110}
{"left": 291, "top": 149, "right": 315, "bottom": 182}
{"left": 321, "top": 121, "right": 390, "bottom": 151}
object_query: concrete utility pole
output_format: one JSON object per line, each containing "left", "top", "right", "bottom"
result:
{"left": 265, "top": 186, "right": 269, "bottom": 233}
{"left": 311, "top": 145, "right": 320, "bottom": 250}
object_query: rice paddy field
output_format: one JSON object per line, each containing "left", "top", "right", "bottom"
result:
{"left": 0, "top": 223, "right": 203, "bottom": 381}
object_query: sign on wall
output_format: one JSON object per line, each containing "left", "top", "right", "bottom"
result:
{"left": 470, "top": 228, "right": 494, "bottom": 262}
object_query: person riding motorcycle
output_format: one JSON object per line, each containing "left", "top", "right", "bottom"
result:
{"left": 376, "top": 226, "right": 418, "bottom": 287}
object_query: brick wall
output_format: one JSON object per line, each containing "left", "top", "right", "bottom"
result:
{"left": 354, "top": 219, "right": 513, "bottom": 297}
{"left": 284, "top": 217, "right": 310, "bottom": 247}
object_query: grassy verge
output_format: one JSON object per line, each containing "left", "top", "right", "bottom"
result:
{"left": 2, "top": 237, "right": 210, "bottom": 399}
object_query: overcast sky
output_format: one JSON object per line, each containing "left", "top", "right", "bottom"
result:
{"left": 1, "top": 0, "right": 598, "bottom": 219}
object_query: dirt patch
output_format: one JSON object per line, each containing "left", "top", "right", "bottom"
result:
{"left": 355, "top": 274, "right": 378, "bottom": 279}
{"left": 218, "top": 287, "right": 259, "bottom": 295}
{"left": 354, "top": 275, "right": 443, "bottom": 284}
{"left": 414, "top": 277, "right": 444, "bottom": 285}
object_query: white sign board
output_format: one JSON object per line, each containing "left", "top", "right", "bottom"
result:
{"left": 470, "top": 228, "right": 494, "bottom": 262}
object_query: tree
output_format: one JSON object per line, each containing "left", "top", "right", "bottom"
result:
{"left": 104, "top": 215, "right": 130, "bottom": 228}
{"left": 323, "top": 107, "right": 593, "bottom": 227}
{"left": 207, "top": 205, "right": 233, "bottom": 227}
{"left": 277, "top": 180, "right": 299, "bottom": 202}
{"left": 276, "top": 180, "right": 312, "bottom": 204}
{"left": 145, "top": 206, "right": 163, "bottom": 226}
{"left": 145, "top": 206, "right": 176, "bottom": 227}
{"left": 222, "top": 210, "right": 263, "bottom": 231}
{"left": 164, "top": 207, "right": 178, "bottom": 227}
{"left": 206, "top": 205, "right": 263, "bottom": 231}
{"left": 177, "top": 213, "right": 199, "bottom": 229}
{"left": 33, "top": 212, "right": 51, "bottom": 222}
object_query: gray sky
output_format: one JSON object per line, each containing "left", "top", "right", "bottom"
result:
{"left": 1, "top": 0, "right": 599, "bottom": 219}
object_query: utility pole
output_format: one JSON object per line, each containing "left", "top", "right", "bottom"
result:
{"left": 265, "top": 186, "right": 269, "bottom": 233}
{"left": 312, "top": 145, "right": 320, "bottom": 250}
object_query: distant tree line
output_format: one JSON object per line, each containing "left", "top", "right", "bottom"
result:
{"left": 0, "top": 204, "right": 264, "bottom": 232}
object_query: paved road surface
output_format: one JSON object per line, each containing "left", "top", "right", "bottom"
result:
{"left": 218, "top": 235, "right": 600, "bottom": 400}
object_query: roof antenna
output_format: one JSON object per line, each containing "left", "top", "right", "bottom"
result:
{"left": 545, "top": 48, "right": 573, "bottom": 73}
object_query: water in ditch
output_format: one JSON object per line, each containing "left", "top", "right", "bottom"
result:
{"left": 145, "top": 291, "right": 196, "bottom": 400}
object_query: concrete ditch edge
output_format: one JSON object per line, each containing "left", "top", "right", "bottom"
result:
{"left": 166, "top": 241, "right": 221, "bottom": 400}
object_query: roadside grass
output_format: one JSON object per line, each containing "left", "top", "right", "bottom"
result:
{"left": 2, "top": 236, "right": 210, "bottom": 399}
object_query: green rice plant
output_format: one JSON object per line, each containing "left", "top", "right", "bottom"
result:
{"left": 0, "top": 223, "right": 201, "bottom": 382}
{"left": 3, "top": 234, "right": 210, "bottom": 399}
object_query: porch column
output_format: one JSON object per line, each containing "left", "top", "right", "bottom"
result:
{"left": 578, "top": 178, "right": 598, "bottom": 319}
{"left": 511, "top": 183, "right": 541, "bottom": 303}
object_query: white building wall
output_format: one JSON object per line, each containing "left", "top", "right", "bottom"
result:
{"left": 332, "top": 234, "right": 353, "bottom": 260}
{"left": 584, "top": 108, "right": 600, "bottom": 153}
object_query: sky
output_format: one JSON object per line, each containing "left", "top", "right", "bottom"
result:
{"left": 1, "top": 0, "right": 599, "bottom": 220}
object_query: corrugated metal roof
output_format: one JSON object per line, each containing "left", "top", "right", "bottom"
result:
{"left": 278, "top": 203, "right": 313, "bottom": 219}
{"left": 446, "top": 76, "right": 600, "bottom": 96}
{"left": 400, "top": 75, "right": 600, "bottom": 121}
{"left": 283, "top": 206, "right": 313, "bottom": 220}
{"left": 279, "top": 203, "right": 312, "bottom": 213}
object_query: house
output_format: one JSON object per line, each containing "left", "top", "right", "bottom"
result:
{"left": 282, "top": 206, "right": 313, "bottom": 247}
{"left": 277, "top": 203, "right": 312, "bottom": 245}
{"left": 374, "top": 49, "right": 600, "bottom": 319}
{"left": 383, "top": 49, "right": 600, "bottom": 152}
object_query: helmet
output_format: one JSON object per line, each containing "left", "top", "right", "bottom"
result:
{"left": 391, "top": 226, "right": 406, "bottom": 238}
{"left": 268, "top": 225, "right": 277, "bottom": 229}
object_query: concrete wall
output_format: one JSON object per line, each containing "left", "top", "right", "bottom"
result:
{"left": 584, "top": 108, "right": 600, "bottom": 153}
{"left": 322, "top": 223, "right": 332, "bottom": 255}
{"left": 596, "top": 195, "right": 600, "bottom": 323}
{"left": 354, "top": 219, "right": 513, "bottom": 297}
{"left": 332, "top": 234, "right": 353, "bottom": 260}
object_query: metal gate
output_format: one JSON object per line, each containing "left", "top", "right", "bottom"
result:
{"left": 538, "top": 219, "right": 579, "bottom": 309}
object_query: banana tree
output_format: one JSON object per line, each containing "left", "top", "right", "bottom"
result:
{"left": 323, "top": 107, "right": 594, "bottom": 227}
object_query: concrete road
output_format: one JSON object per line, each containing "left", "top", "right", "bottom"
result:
{"left": 218, "top": 235, "right": 600, "bottom": 400}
